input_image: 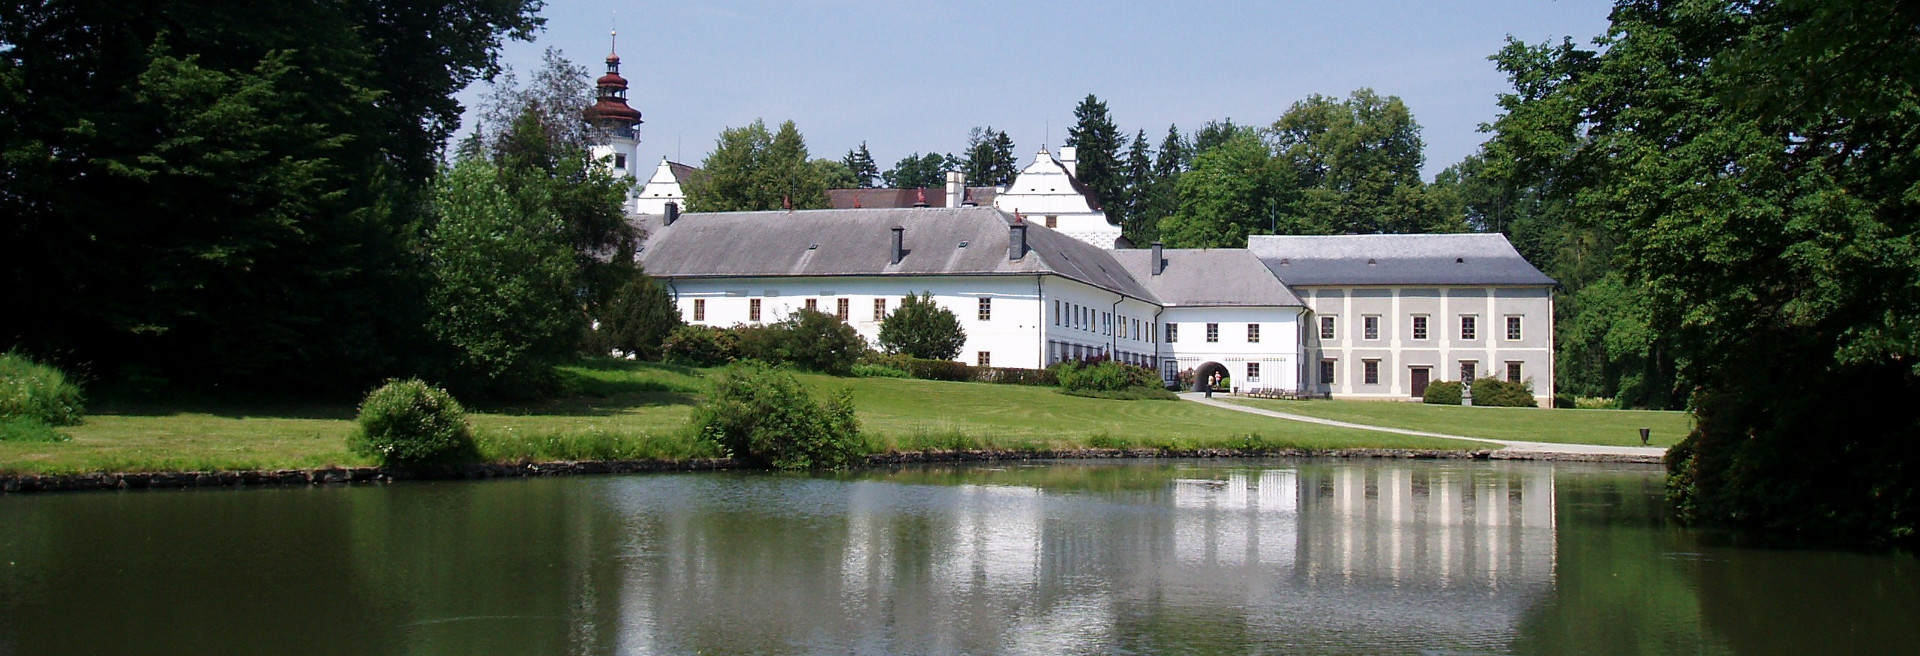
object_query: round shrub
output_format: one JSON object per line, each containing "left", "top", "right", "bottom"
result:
{"left": 0, "top": 351, "right": 85, "bottom": 426}
{"left": 1423, "top": 380, "right": 1463, "bottom": 405}
{"left": 878, "top": 292, "right": 965, "bottom": 360}
{"left": 1053, "top": 360, "right": 1159, "bottom": 393}
{"left": 349, "top": 379, "right": 475, "bottom": 466}
{"left": 1470, "top": 377, "right": 1537, "bottom": 407}
{"left": 772, "top": 309, "right": 866, "bottom": 376}
{"left": 691, "top": 360, "right": 862, "bottom": 470}
{"left": 662, "top": 325, "right": 740, "bottom": 367}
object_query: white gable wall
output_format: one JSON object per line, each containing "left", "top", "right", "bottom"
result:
{"left": 993, "top": 148, "right": 1122, "bottom": 248}
{"left": 634, "top": 158, "right": 687, "bottom": 215}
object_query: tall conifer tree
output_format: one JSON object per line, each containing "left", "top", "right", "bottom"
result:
{"left": 1065, "top": 94, "right": 1124, "bottom": 224}
{"left": 841, "top": 142, "right": 879, "bottom": 188}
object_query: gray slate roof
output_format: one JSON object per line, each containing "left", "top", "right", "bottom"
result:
{"left": 636, "top": 207, "right": 1154, "bottom": 301}
{"left": 826, "top": 187, "right": 1000, "bottom": 209}
{"left": 1109, "top": 249, "right": 1302, "bottom": 307}
{"left": 1247, "top": 234, "right": 1556, "bottom": 286}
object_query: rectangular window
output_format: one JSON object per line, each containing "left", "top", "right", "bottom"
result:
{"left": 836, "top": 298, "right": 849, "bottom": 320}
{"left": 1364, "top": 360, "right": 1380, "bottom": 385}
{"left": 1460, "top": 315, "right": 1476, "bottom": 340}
{"left": 1247, "top": 324, "right": 1260, "bottom": 343}
{"left": 805, "top": 298, "right": 818, "bottom": 312}
{"left": 1045, "top": 215, "right": 1057, "bottom": 228}
{"left": 1364, "top": 315, "right": 1380, "bottom": 340}
{"left": 1412, "top": 315, "right": 1429, "bottom": 340}
{"left": 1166, "top": 323, "right": 1178, "bottom": 343}
{"left": 978, "top": 297, "right": 992, "bottom": 321}
{"left": 1461, "top": 361, "right": 1477, "bottom": 382}
{"left": 1320, "top": 316, "right": 1336, "bottom": 340}
{"left": 749, "top": 298, "right": 762, "bottom": 322}
{"left": 1247, "top": 362, "right": 1261, "bottom": 382}
{"left": 1206, "top": 323, "right": 1219, "bottom": 343}
{"left": 1321, "top": 359, "right": 1336, "bottom": 386}
{"left": 1507, "top": 361, "right": 1523, "bottom": 383}
{"left": 693, "top": 299, "right": 705, "bottom": 322}
{"left": 873, "top": 298, "right": 887, "bottom": 321}
{"left": 1103, "top": 312, "right": 1111, "bottom": 335}
{"left": 1507, "top": 316, "right": 1523, "bottom": 341}
{"left": 977, "top": 351, "right": 991, "bottom": 367}
{"left": 1053, "top": 300, "right": 1060, "bottom": 326}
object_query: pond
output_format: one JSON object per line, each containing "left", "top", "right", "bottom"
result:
{"left": 0, "top": 459, "right": 1913, "bottom": 654}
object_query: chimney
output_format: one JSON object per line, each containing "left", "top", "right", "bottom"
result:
{"left": 1059, "top": 146, "right": 1078, "bottom": 172}
{"left": 664, "top": 201, "right": 680, "bottom": 226}
{"left": 891, "top": 226, "right": 905, "bottom": 264}
{"left": 945, "top": 171, "right": 963, "bottom": 208}
{"left": 1151, "top": 242, "right": 1164, "bottom": 276}
{"left": 1009, "top": 222, "right": 1028, "bottom": 261}
{"left": 912, "top": 188, "right": 929, "bottom": 208}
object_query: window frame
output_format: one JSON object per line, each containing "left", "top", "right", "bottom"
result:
{"left": 1506, "top": 361, "right": 1523, "bottom": 383}
{"left": 1459, "top": 315, "right": 1476, "bottom": 341}
{"left": 873, "top": 298, "right": 887, "bottom": 321}
{"left": 692, "top": 298, "right": 705, "bottom": 322}
{"left": 1247, "top": 323, "right": 1260, "bottom": 343}
{"left": 1166, "top": 323, "right": 1178, "bottom": 343}
{"left": 1363, "top": 359, "right": 1380, "bottom": 385}
{"left": 1460, "top": 360, "right": 1477, "bottom": 383}
{"left": 1506, "top": 315, "right": 1523, "bottom": 341}
{"left": 804, "top": 298, "right": 818, "bottom": 312}
{"left": 1363, "top": 315, "right": 1380, "bottom": 340}
{"left": 1205, "top": 323, "right": 1219, "bottom": 343}
{"left": 978, "top": 297, "right": 992, "bottom": 321}
{"left": 1320, "top": 359, "right": 1336, "bottom": 386}
{"left": 836, "top": 298, "right": 849, "bottom": 320}
{"left": 1319, "top": 315, "right": 1336, "bottom": 340}
{"left": 1246, "top": 362, "right": 1261, "bottom": 382}
{"left": 977, "top": 351, "right": 991, "bottom": 367}
{"left": 749, "top": 298, "right": 762, "bottom": 322}
{"left": 1411, "top": 315, "right": 1429, "bottom": 341}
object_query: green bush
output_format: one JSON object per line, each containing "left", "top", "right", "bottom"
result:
{"left": 1060, "top": 387, "right": 1177, "bottom": 401}
{"left": 851, "top": 363, "right": 908, "bottom": 378}
{"left": 772, "top": 309, "right": 866, "bottom": 375}
{"left": 691, "top": 360, "right": 862, "bottom": 470}
{"left": 974, "top": 366, "right": 1057, "bottom": 386}
{"left": 1423, "top": 380, "right": 1463, "bottom": 405}
{"left": 662, "top": 325, "right": 740, "bottom": 366}
{"left": 1554, "top": 393, "right": 1577, "bottom": 409}
{"left": 589, "top": 272, "right": 682, "bottom": 360}
{"left": 878, "top": 292, "right": 966, "bottom": 360}
{"left": 0, "top": 352, "right": 85, "bottom": 426}
{"left": 1053, "top": 360, "right": 1159, "bottom": 393}
{"left": 1470, "top": 377, "right": 1537, "bottom": 407}
{"left": 1575, "top": 396, "right": 1618, "bottom": 409}
{"left": 348, "top": 379, "right": 476, "bottom": 466}
{"left": 905, "top": 358, "right": 975, "bottom": 381}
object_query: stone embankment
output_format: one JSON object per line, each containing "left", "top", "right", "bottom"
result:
{"left": 0, "top": 446, "right": 1659, "bottom": 494}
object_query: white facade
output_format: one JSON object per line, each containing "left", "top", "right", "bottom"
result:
{"left": 1038, "top": 276, "right": 1161, "bottom": 368}
{"left": 1300, "top": 286, "right": 1555, "bottom": 405}
{"left": 634, "top": 157, "right": 687, "bottom": 215}
{"left": 992, "top": 147, "right": 1123, "bottom": 249}
{"left": 1160, "top": 306, "right": 1307, "bottom": 394}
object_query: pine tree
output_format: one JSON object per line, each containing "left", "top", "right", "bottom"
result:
{"left": 1154, "top": 124, "right": 1189, "bottom": 178}
{"left": 1121, "top": 130, "right": 1156, "bottom": 244}
{"left": 1065, "top": 94, "right": 1124, "bottom": 223}
{"left": 990, "top": 130, "right": 1018, "bottom": 186}
{"left": 962, "top": 127, "right": 1020, "bottom": 187}
{"left": 841, "top": 142, "right": 879, "bottom": 188}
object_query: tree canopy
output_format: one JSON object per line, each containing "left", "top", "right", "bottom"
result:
{"left": 1066, "top": 94, "right": 1125, "bottom": 222}
{"left": 878, "top": 293, "right": 965, "bottom": 360}
{"left": 962, "top": 126, "right": 1019, "bottom": 187}
{"left": 841, "top": 143, "right": 880, "bottom": 188}
{"left": 685, "top": 119, "right": 831, "bottom": 211}
{"left": 882, "top": 152, "right": 950, "bottom": 189}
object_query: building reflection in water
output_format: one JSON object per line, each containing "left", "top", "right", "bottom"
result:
{"left": 592, "top": 462, "right": 1561, "bottom": 653}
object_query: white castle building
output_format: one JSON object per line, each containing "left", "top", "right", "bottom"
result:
{"left": 597, "top": 56, "right": 1556, "bottom": 404}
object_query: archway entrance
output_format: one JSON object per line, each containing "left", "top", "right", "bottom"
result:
{"left": 1193, "top": 361, "right": 1230, "bottom": 393}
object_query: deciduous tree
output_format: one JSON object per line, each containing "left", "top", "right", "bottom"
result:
{"left": 878, "top": 293, "right": 965, "bottom": 360}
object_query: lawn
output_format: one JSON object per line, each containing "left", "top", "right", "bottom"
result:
{"left": 1228, "top": 397, "right": 1695, "bottom": 447}
{"left": 0, "top": 360, "right": 1479, "bottom": 475}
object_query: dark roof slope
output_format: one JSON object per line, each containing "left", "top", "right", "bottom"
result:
{"left": 826, "top": 187, "right": 1000, "bottom": 209}
{"left": 636, "top": 207, "right": 1153, "bottom": 301}
{"left": 1247, "top": 234, "right": 1556, "bottom": 286}
{"left": 1109, "top": 249, "right": 1302, "bottom": 307}
{"left": 666, "top": 161, "right": 703, "bottom": 185}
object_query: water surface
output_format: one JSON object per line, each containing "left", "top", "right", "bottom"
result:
{"left": 0, "top": 459, "right": 1912, "bottom": 654}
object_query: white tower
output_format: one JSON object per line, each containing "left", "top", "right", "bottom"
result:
{"left": 584, "top": 30, "right": 642, "bottom": 210}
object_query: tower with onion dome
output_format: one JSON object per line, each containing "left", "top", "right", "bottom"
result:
{"left": 584, "top": 30, "right": 642, "bottom": 208}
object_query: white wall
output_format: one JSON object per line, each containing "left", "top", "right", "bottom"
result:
{"left": 1157, "top": 306, "right": 1305, "bottom": 393}
{"left": 668, "top": 275, "right": 1050, "bottom": 369}
{"left": 591, "top": 135, "right": 641, "bottom": 212}
{"left": 993, "top": 149, "right": 1122, "bottom": 248}
{"left": 1300, "top": 285, "right": 1555, "bottom": 405}
{"left": 634, "top": 158, "right": 686, "bottom": 215}
{"left": 1038, "top": 276, "right": 1158, "bottom": 368}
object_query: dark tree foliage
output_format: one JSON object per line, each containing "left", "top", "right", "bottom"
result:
{"left": 589, "top": 272, "right": 681, "bottom": 361}
{"left": 882, "top": 152, "right": 949, "bottom": 190}
{"left": 1065, "top": 94, "right": 1124, "bottom": 222}
{"left": 962, "top": 126, "right": 1019, "bottom": 187}
{"left": 1156, "top": 130, "right": 1300, "bottom": 248}
{"left": 685, "top": 119, "right": 830, "bottom": 211}
{"left": 1272, "top": 89, "right": 1461, "bottom": 234}
{"left": 1191, "top": 119, "right": 1240, "bottom": 156}
{"left": 878, "top": 293, "right": 965, "bottom": 360}
{"left": 841, "top": 142, "right": 880, "bottom": 188}
{"left": 1120, "top": 129, "right": 1158, "bottom": 245}
{"left": 0, "top": 0, "right": 541, "bottom": 393}
{"left": 1484, "top": 0, "right": 1920, "bottom": 545}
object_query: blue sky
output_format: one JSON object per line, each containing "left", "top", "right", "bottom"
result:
{"left": 456, "top": 1, "right": 1614, "bottom": 180}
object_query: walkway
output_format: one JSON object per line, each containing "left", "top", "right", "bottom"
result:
{"left": 1179, "top": 393, "right": 1669, "bottom": 461}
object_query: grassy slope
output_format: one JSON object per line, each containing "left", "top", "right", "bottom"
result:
{"left": 1229, "top": 398, "right": 1694, "bottom": 447}
{"left": 0, "top": 361, "right": 1475, "bottom": 475}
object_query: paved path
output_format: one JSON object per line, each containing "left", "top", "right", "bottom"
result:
{"left": 1180, "top": 393, "right": 1669, "bottom": 460}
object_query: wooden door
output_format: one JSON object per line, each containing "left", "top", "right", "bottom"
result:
{"left": 1410, "top": 367, "right": 1430, "bottom": 397}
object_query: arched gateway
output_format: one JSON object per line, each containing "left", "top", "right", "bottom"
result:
{"left": 1193, "top": 361, "right": 1230, "bottom": 393}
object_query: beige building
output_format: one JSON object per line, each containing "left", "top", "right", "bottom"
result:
{"left": 1248, "top": 234, "right": 1556, "bottom": 406}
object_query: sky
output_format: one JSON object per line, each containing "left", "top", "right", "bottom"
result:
{"left": 454, "top": 0, "right": 1616, "bottom": 180}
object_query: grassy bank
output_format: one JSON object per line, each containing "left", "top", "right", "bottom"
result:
{"left": 0, "top": 360, "right": 1481, "bottom": 476}
{"left": 1228, "top": 397, "right": 1694, "bottom": 447}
